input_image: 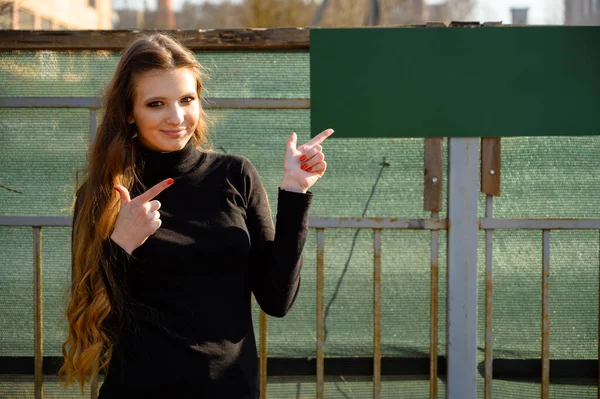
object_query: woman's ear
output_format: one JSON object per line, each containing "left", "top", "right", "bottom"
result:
{"left": 128, "top": 116, "right": 134, "bottom": 124}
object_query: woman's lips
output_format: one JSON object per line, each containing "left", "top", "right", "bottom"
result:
{"left": 161, "top": 129, "right": 186, "bottom": 138}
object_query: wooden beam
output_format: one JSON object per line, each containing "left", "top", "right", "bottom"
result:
{"left": 424, "top": 138, "right": 444, "bottom": 212}
{"left": 0, "top": 28, "right": 310, "bottom": 51}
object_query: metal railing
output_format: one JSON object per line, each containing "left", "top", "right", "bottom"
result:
{"left": 2, "top": 213, "right": 600, "bottom": 398}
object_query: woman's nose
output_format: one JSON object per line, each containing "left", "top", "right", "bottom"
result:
{"left": 165, "top": 104, "right": 185, "bottom": 126}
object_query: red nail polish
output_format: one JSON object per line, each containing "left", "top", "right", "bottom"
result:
{"left": 301, "top": 163, "right": 308, "bottom": 170}
{"left": 306, "top": 167, "right": 312, "bottom": 172}
{"left": 300, "top": 155, "right": 307, "bottom": 162}
{"left": 167, "top": 178, "right": 174, "bottom": 185}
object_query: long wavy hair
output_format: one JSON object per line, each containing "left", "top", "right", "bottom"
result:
{"left": 59, "top": 33, "right": 208, "bottom": 391}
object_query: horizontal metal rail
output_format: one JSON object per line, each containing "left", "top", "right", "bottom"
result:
{"left": 0, "top": 97, "right": 310, "bottom": 110}
{"left": 0, "top": 216, "right": 449, "bottom": 229}
{"left": 0, "top": 216, "right": 72, "bottom": 226}
{"left": 480, "top": 218, "right": 600, "bottom": 230}
{"left": 5, "top": 217, "right": 600, "bottom": 230}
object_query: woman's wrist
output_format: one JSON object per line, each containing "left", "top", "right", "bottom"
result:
{"left": 279, "top": 178, "right": 307, "bottom": 194}
{"left": 110, "top": 232, "right": 135, "bottom": 255}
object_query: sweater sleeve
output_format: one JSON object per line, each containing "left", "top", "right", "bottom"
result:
{"left": 242, "top": 159, "right": 312, "bottom": 318}
{"left": 71, "top": 191, "right": 132, "bottom": 294}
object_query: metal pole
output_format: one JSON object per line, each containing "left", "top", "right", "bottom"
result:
{"left": 541, "top": 230, "right": 551, "bottom": 399}
{"left": 260, "top": 310, "right": 268, "bottom": 399}
{"left": 485, "top": 195, "right": 494, "bottom": 399}
{"left": 373, "top": 229, "right": 382, "bottom": 399}
{"left": 430, "top": 212, "right": 440, "bottom": 399}
{"left": 33, "top": 227, "right": 43, "bottom": 399}
{"left": 447, "top": 138, "right": 479, "bottom": 399}
{"left": 316, "top": 229, "right": 325, "bottom": 399}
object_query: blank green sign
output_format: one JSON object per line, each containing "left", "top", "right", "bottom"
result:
{"left": 310, "top": 27, "right": 600, "bottom": 138}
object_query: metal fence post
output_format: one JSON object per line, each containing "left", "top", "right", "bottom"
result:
{"left": 447, "top": 137, "right": 479, "bottom": 399}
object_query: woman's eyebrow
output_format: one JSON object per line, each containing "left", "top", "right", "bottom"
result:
{"left": 143, "top": 93, "right": 197, "bottom": 102}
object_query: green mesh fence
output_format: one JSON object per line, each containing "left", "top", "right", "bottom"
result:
{"left": 0, "top": 51, "right": 309, "bottom": 98}
{"left": 0, "top": 49, "right": 598, "bottom": 398}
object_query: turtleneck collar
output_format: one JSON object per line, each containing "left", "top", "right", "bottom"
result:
{"left": 135, "top": 138, "right": 204, "bottom": 185}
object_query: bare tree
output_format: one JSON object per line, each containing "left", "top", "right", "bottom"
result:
{"left": 241, "top": 0, "right": 316, "bottom": 28}
{"left": 173, "top": 0, "right": 474, "bottom": 30}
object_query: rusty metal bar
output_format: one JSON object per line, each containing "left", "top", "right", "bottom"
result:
{"left": 260, "top": 310, "right": 268, "bottom": 399}
{"left": 373, "top": 229, "right": 382, "bottom": 399}
{"left": 6, "top": 216, "right": 600, "bottom": 230}
{"left": 481, "top": 218, "right": 600, "bottom": 230}
{"left": 33, "top": 227, "right": 43, "bottom": 399}
{"left": 309, "top": 218, "right": 447, "bottom": 230}
{"left": 484, "top": 196, "right": 494, "bottom": 399}
{"left": 542, "top": 230, "right": 551, "bottom": 399}
{"left": 316, "top": 228, "right": 325, "bottom": 399}
{"left": 0, "top": 97, "right": 101, "bottom": 108}
{"left": 0, "top": 97, "right": 310, "bottom": 110}
{"left": 429, "top": 212, "right": 440, "bottom": 399}
{"left": 0, "top": 216, "right": 72, "bottom": 226}
{"left": 90, "top": 365, "right": 98, "bottom": 399}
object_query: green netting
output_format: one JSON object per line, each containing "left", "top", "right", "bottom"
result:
{"left": 0, "top": 109, "right": 88, "bottom": 216}
{"left": 1, "top": 49, "right": 599, "bottom": 398}
{"left": 0, "top": 227, "right": 34, "bottom": 356}
{"left": 42, "top": 227, "right": 72, "bottom": 356}
{"left": 0, "top": 51, "right": 309, "bottom": 98}
{"left": 490, "top": 136, "right": 600, "bottom": 218}
{"left": 0, "top": 376, "right": 93, "bottom": 399}
{"left": 0, "top": 377, "right": 597, "bottom": 398}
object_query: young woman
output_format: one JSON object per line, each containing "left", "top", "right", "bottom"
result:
{"left": 60, "top": 33, "right": 332, "bottom": 398}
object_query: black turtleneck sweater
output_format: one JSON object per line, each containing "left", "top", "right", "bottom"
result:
{"left": 82, "top": 139, "right": 311, "bottom": 398}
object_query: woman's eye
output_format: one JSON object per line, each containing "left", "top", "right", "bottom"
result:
{"left": 181, "top": 96, "right": 195, "bottom": 103}
{"left": 147, "top": 101, "right": 163, "bottom": 108}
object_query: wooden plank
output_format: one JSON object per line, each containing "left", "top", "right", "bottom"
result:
{"left": 0, "top": 28, "right": 310, "bottom": 51}
{"left": 481, "top": 137, "right": 501, "bottom": 196}
{"left": 424, "top": 138, "right": 443, "bottom": 212}
{"left": 449, "top": 21, "right": 482, "bottom": 27}
{"left": 426, "top": 22, "right": 447, "bottom": 27}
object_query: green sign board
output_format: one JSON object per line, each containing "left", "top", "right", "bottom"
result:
{"left": 310, "top": 27, "right": 600, "bottom": 138}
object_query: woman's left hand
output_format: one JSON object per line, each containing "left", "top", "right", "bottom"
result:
{"left": 280, "top": 128, "right": 334, "bottom": 194}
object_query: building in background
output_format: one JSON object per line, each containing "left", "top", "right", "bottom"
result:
{"left": 564, "top": 0, "right": 600, "bottom": 24}
{"left": 469, "top": 0, "right": 564, "bottom": 24}
{"left": 0, "top": 0, "right": 113, "bottom": 29}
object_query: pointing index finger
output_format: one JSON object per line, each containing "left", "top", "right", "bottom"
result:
{"left": 135, "top": 178, "right": 174, "bottom": 203}
{"left": 305, "top": 128, "right": 334, "bottom": 148}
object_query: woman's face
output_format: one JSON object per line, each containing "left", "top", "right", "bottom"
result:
{"left": 129, "top": 67, "right": 200, "bottom": 153}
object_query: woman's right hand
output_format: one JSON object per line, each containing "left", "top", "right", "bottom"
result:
{"left": 110, "top": 178, "right": 174, "bottom": 255}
